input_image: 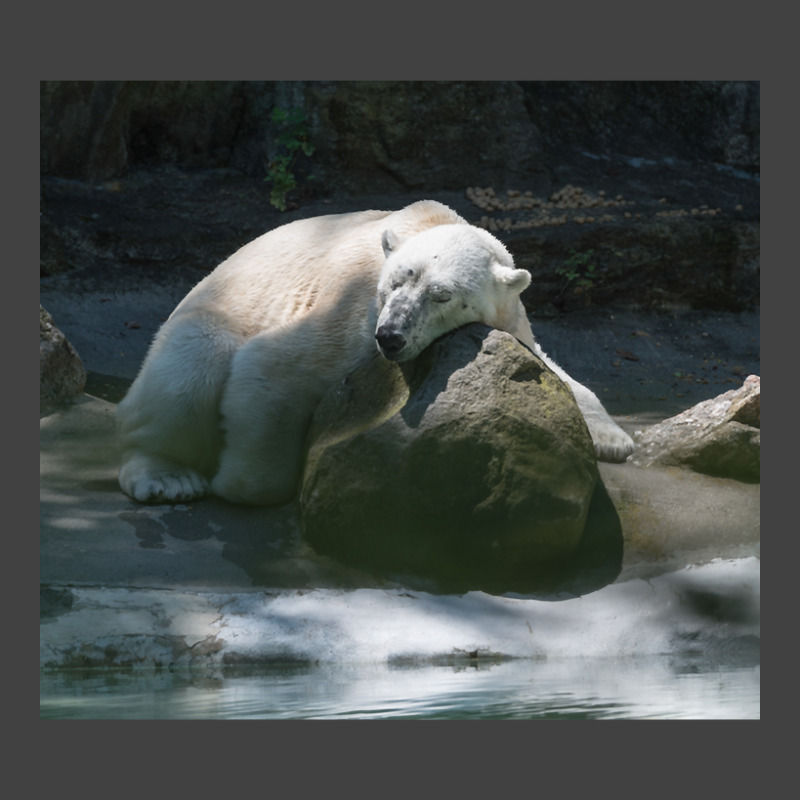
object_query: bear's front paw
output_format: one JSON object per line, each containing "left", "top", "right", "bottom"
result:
{"left": 131, "top": 472, "right": 209, "bottom": 504}
{"left": 591, "top": 424, "right": 635, "bottom": 463}
{"left": 119, "top": 454, "right": 209, "bottom": 504}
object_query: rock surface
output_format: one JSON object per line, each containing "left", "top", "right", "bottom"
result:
{"left": 40, "top": 82, "right": 759, "bottom": 189}
{"left": 631, "top": 375, "right": 760, "bottom": 482}
{"left": 40, "top": 305, "right": 86, "bottom": 414}
{"left": 301, "top": 325, "right": 599, "bottom": 592}
{"left": 40, "top": 557, "right": 760, "bottom": 672}
{"left": 40, "top": 82, "right": 760, "bottom": 314}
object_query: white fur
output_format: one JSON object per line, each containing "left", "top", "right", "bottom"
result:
{"left": 117, "top": 200, "right": 634, "bottom": 505}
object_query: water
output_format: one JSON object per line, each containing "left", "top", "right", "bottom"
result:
{"left": 40, "top": 656, "right": 759, "bottom": 720}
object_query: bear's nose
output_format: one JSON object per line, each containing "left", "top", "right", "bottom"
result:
{"left": 375, "top": 326, "right": 406, "bottom": 358}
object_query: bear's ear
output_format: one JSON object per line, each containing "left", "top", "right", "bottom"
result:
{"left": 381, "top": 229, "right": 404, "bottom": 257}
{"left": 492, "top": 263, "right": 531, "bottom": 295}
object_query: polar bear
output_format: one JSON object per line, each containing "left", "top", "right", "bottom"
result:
{"left": 117, "top": 200, "right": 633, "bottom": 506}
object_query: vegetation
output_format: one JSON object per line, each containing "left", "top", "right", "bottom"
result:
{"left": 556, "top": 249, "right": 597, "bottom": 298}
{"left": 265, "top": 108, "right": 315, "bottom": 211}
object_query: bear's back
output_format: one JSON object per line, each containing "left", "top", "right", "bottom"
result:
{"left": 168, "top": 201, "right": 467, "bottom": 333}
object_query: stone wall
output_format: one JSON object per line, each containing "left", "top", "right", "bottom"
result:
{"left": 40, "top": 81, "right": 760, "bottom": 191}
{"left": 39, "top": 81, "right": 760, "bottom": 313}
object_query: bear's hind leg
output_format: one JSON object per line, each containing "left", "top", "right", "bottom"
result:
{"left": 567, "top": 383, "right": 635, "bottom": 463}
{"left": 524, "top": 333, "right": 634, "bottom": 462}
{"left": 116, "top": 316, "right": 237, "bottom": 503}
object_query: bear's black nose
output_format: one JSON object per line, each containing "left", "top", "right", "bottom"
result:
{"left": 375, "top": 326, "right": 406, "bottom": 358}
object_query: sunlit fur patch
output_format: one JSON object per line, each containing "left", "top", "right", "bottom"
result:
{"left": 288, "top": 283, "right": 320, "bottom": 319}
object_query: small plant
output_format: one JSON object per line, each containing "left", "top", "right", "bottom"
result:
{"left": 265, "top": 107, "right": 315, "bottom": 211}
{"left": 556, "top": 249, "right": 597, "bottom": 297}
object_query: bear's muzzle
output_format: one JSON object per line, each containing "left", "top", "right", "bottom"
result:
{"left": 375, "top": 325, "right": 407, "bottom": 360}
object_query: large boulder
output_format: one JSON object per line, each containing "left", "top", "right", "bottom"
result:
{"left": 631, "top": 375, "right": 760, "bottom": 482}
{"left": 40, "top": 305, "right": 86, "bottom": 415}
{"left": 300, "top": 325, "right": 599, "bottom": 593}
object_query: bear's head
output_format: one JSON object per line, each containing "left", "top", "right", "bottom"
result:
{"left": 375, "top": 223, "right": 531, "bottom": 362}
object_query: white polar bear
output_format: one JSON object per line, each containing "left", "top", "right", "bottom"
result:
{"left": 117, "top": 200, "right": 634, "bottom": 506}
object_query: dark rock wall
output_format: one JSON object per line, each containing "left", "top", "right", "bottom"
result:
{"left": 41, "top": 81, "right": 247, "bottom": 180}
{"left": 305, "top": 81, "right": 545, "bottom": 193}
{"left": 519, "top": 81, "right": 759, "bottom": 171}
{"left": 40, "top": 81, "right": 760, "bottom": 312}
{"left": 40, "top": 81, "right": 759, "bottom": 189}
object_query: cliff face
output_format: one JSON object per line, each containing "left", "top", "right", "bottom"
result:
{"left": 40, "top": 81, "right": 760, "bottom": 188}
{"left": 39, "top": 81, "right": 760, "bottom": 313}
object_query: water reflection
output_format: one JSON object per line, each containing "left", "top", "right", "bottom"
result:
{"left": 40, "top": 656, "right": 759, "bottom": 720}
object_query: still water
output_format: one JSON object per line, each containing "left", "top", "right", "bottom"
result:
{"left": 41, "top": 656, "right": 759, "bottom": 720}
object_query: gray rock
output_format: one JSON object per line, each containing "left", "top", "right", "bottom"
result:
{"left": 599, "top": 461, "right": 759, "bottom": 582}
{"left": 40, "top": 305, "right": 86, "bottom": 415}
{"left": 631, "top": 375, "right": 760, "bottom": 482}
{"left": 300, "top": 325, "right": 599, "bottom": 592}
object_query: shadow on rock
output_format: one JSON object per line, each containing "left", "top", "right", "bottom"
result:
{"left": 525, "top": 476, "right": 623, "bottom": 599}
{"left": 427, "top": 474, "right": 622, "bottom": 598}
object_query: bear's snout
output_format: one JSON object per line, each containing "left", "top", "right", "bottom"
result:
{"left": 375, "top": 326, "right": 407, "bottom": 360}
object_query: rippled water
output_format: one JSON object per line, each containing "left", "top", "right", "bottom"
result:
{"left": 40, "top": 656, "right": 759, "bottom": 720}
